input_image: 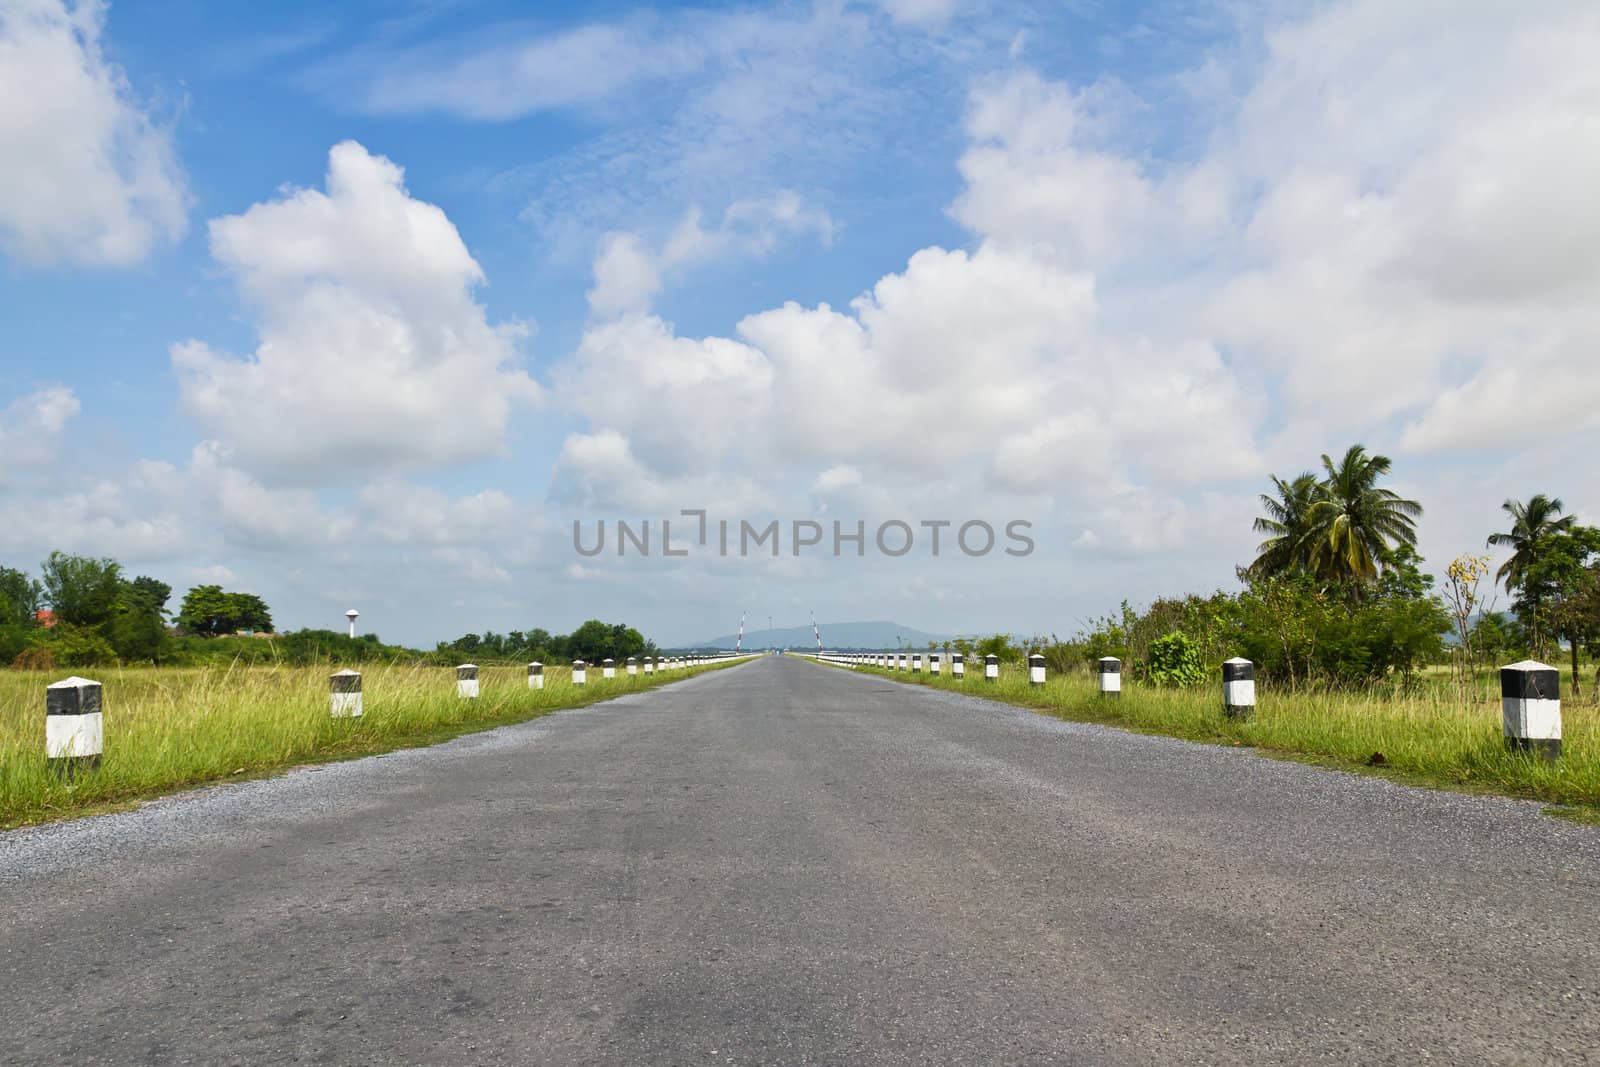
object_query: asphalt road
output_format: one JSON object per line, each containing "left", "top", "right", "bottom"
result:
{"left": 2, "top": 655, "right": 1598, "bottom": 1065}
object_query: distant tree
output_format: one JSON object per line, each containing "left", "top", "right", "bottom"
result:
{"left": 1301, "top": 445, "right": 1422, "bottom": 588}
{"left": 1249, "top": 472, "right": 1320, "bottom": 578}
{"left": 1488, "top": 494, "right": 1578, "bottom": 655}
{"left": 177, "top": 585, "right": 274, "bottom": 637}
{"left": 42, "top": 552, "right": 123, "bottom": 629}
{"left": 0, "top": 565, "right": 42, "bottom": 626}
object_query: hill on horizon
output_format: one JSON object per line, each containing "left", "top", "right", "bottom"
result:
{"left": 689, "top": 620, "right": 951, "bottom": 650}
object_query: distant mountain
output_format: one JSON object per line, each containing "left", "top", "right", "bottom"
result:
{"left": 687, "top": 620, "right": 950, "bottom": 651}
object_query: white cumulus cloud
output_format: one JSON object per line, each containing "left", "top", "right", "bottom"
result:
{"left": 0, "top": 0, "right": 187, "bottom": 265}
{"left": 171, "top": 141, "right": 541, "bottom": 484}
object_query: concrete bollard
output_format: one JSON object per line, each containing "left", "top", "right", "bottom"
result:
{"left": 627, "top": 656, "right": 638, "bottom": 676}
{"left": 1502, "top": 660, "right": 1561, "bottom": 760}
{"left": 1098, "top": 657, "right": 1121, "bottom": 697}
{"left": 528, "top": 661, "right": 544, "bottom": 689}
{"left": 602, "top": 657, "right": 616, "bottom": 679}
{"left": 656, "top": 656, "right": 666, "bottom": 673}
{"left": 645, "top": 656, "right": 655, "bottom": 675}
{"left": 573, "top": 660, "right": 587, "bottom": 685}
{"left": 46, "top": 676, "right": 103, "bottom": 775}
{"left": 1029, "top": 653, "right": 1046, "bottom": 686}
{"left": 952, "top": 652, "right": 965, "bottom": 679}
{"left": 930, "top": 653, "right": 941, "bottom": 676}
{"left": 984, "top": 654, "right": 999, "bottom": 681}
{"left": 1222, "top": 657, "right": 1255, "bottom": 719}
{"left": 330, "top": 669, "right": 363, "bottom": 718}
{"left": 457, "top": 664, "right": 479, "bottom": 699}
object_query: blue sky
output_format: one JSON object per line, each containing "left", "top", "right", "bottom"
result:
{"left": 3, "top": 0, "right": 1598, "bottom": 647}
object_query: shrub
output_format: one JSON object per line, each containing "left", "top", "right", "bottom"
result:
{"left": 1145, "top": 631, "right": 1206, "bottom": 688}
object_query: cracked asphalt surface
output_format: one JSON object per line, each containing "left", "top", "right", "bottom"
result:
{"left": 2, "top": 654, "right": 1598, "bottom": 1064}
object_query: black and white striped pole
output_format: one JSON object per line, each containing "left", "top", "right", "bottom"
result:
{"left": 330, "top": 669, "right": 362, "bottom": 718}
{"left": 913, "top": 654, "right": 922, "bottom": 673}
{"left": 1098, "top": 657, "right": 1121, "bottom": 698}
{"left": 573, "top": 659, "right": 587, "bottom": 686}
{"left": 528, "top": 661, "right": 544, "bottom": 690}
{"left": 456, "top": 664, "right": 479, "bottom": 699}
{"left": 46, "top": 676, "right": 102, "bottom": 775}
{"left": 930, "top": 652, "right": 941, "bottom": 676}
{"left": 1028, "top": 653, "right": 1046, "bottom": 686}
{"left": 645, "top": 656, "right": 655, "bottom": 675}
{"left": 1222, "top": 657, "right": 1254, "bottom": 719}
{"left": 1501, "top": 660, "right": 1561, "bottom": 761}
{"left": 602, "top": 657, "right": 615, "bottom": 679}
{"left": 952, "top": 652, "right": 965, "bottom": 679}
{"left": 984, "top": 654, "right": 998, "bottom": 682}
{"left": 627, "top": 656, "right": 638, "bottom": 676}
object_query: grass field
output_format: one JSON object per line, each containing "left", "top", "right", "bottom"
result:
{"left": 0, "top": 658, "right": 747, "bottom": 828}
{"left": 831, "top": 658, "right": 1600, "bottom": 815}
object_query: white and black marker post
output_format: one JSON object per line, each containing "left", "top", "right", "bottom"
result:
{"left": 1222, "top": 657, "right": 1255, "bottom": 719}
{"left": 627, "top": 656, "right": 638, "bottom": 676}
{"left": 573, "top": 660, "right": 587, "bottom": 686}
{"left": 1501, "top": 660, "right": 1561, "bottom": 761}
{"left": 602, "top": 657, "right": 615, "bottom": 679}
{"left": 984, "top": 654, "right": 999, "bottom": 682}
{"left": 1098, "top": 657, "right": 1121, "bottom": 698}
{"left": 913, "top": 654, "right": 922, "bottom": 673}
{"left": 930, "top": 652, "right": 941, "bottom": 676}
{"left": 330, "top": 669, "right": 362, "bottom": 718}
{"left": 528, "top": 661, "right": 544, "bottom": 690}
{"left": 457, "top": 663, "right": 479, "bottom": 699}
{"left": 952, "top": 652, "right": 965, "bottom": 679}
{"left": 46, "top": 676, "right": 103, "bottom": 775}
{"left": 644, "top": 656, "right": 655, "bottom": 675}
{"left": 1029, "top": 653, "right": 1046, "bottom": 686}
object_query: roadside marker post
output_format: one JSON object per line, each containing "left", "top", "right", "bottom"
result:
{"left": 330, "top": 669, "right": 362, "bottom": 718}
{"left": 952, "top": 653, "right": 965, "bottom": 679}
{"left": 913, "top": 654, "right": 923, "bottom": 674}
{"left": 1098, "top": 657, "right": 1121, "bottom": 698}
{"left": 930, "top": 653, "right": 941, "bottom": 676}
{"left": 984, "top": 654, "right": 999, "bottom": 682}
{"left": 46, "top": 676, "right": 103, "bottom": 776}
{"left": 602, "top": 658, "right": 615, "bottom": 679}
{"left": 456, "top": 664, "right": 479, "bottom": 699}
{"left": 573, "top": 660, "right": 587, "bottom": 686}
{"left": 528, "top": 662, "right": 544, "bottom": 689}
{"left": 627, "top": 656, "right": 637, "bottom": 676}
{"left": 1501, "top": 660, "right": 1561, "bottom": 761}
{"left": 1029, "top": 653, "right": 1046, "bottom": 686}
{"left": 1222, "top": 658, "right": 1255, "bottom": 719}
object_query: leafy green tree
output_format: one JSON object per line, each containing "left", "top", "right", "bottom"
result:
{"left": 0, "top": 565, "right": 42, "bottom": 626}
{"left": 1520, "top": 525, "right": 1600, "bottom": 685}
{"left": 42, "top": 552, "right": 123, "bottom": 629}
{"left": 177, "top": 585, "right": 274, "bottom": 637}
{"left": 1301, "top": 445, "right": 1422, "bottom": 588}
{"left": 108, "top": 578, "right": 172, "bottom": 662}
{"left": 41, "top": 622, "right": 118, "bottom": 668}
{"left": 1487, "top": 494, "right": 1578, "bottom": 655}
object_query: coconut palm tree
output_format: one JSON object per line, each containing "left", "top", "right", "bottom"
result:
{"left": 1249, "top": 472, "right": 1321, "bottom": 578}
{"left": 1301, "top": 445, "right": 1422, "bottom": 585}
{"left": 1487, "top": 494, "right": 1576, "bottom": 654}
{"left": 1487, "top": 494, "right": 1575, "bottom": 593}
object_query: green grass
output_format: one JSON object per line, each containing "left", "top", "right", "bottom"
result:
{"left": 827, "top": 660, "right": 1600, "bottom": 814}
{"left": 0, "top": 658, "right": 748, "bottom": 828}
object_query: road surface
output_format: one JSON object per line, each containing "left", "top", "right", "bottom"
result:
{"left": 2, "top": 655, "right": 1597, "bottom": 1064}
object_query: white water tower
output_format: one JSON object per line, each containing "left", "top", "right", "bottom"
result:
{"left": 345, "top": 609, "right": 360, "bottom": 638}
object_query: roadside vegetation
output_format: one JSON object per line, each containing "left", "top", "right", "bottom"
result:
{"left": 853, "top": 445, "right": 1600, "bottom": 814}
{"left": 0, "top": 658, "right": 742, "bottom": 828}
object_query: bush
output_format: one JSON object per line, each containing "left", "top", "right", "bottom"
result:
{"left": 1145, "top": 631, "right": 1206, "bottom": 687}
